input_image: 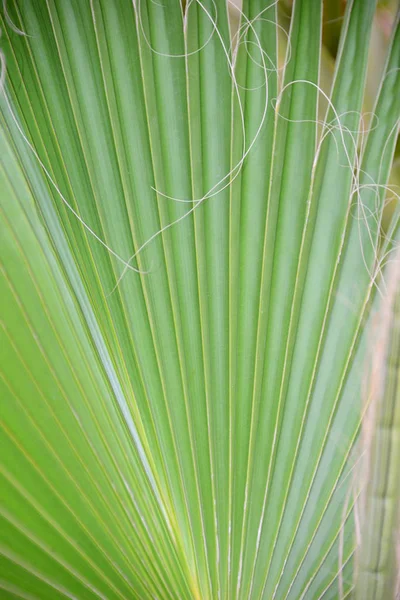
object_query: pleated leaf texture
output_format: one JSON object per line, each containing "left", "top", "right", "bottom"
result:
{"left": 0, "top": 1, "right": 399, "bottom": 599}
{"left": 355, "top": 253, "right": 400, "bottom": 600}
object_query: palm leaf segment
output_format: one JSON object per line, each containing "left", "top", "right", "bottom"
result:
{"left": 0, "top": 1, "right": 399, "bottom": 598}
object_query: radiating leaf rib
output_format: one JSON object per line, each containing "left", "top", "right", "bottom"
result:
{"left": 0, "top": 578, "right": 43, "bottom": 600}
{"left": 298, "top": 515, "right": 356, "bottom": 600}
{"left": 227, "top": 2, "right": 278, "bottom": 598}
{"left": 0, "top": 542, "right": 98, "bottom": 600}
{"left": 185, "top": 2, "right": 224, "bottom": 596}
{"left": 185, "top": 8, "right": 219, "bottom": 598}
{"left": 200, "top": 5, "right": 232, "bottom": 595}
{"left": 185, "top": 1, "right": 233, "bottom": 596}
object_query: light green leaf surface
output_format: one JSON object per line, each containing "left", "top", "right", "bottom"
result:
{"left": 0, "top": 1, "right": 399, "bottom": 598}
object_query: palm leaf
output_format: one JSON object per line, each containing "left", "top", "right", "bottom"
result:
{"left": 354, "top": 251, "right": 400, "bottom": 600}
{"left": 0, "top": 1, "right": 399, "bottom": 598}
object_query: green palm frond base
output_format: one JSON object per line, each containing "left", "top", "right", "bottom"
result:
{"left": 0, "top": 1, "right": 399, "bottom": 598}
